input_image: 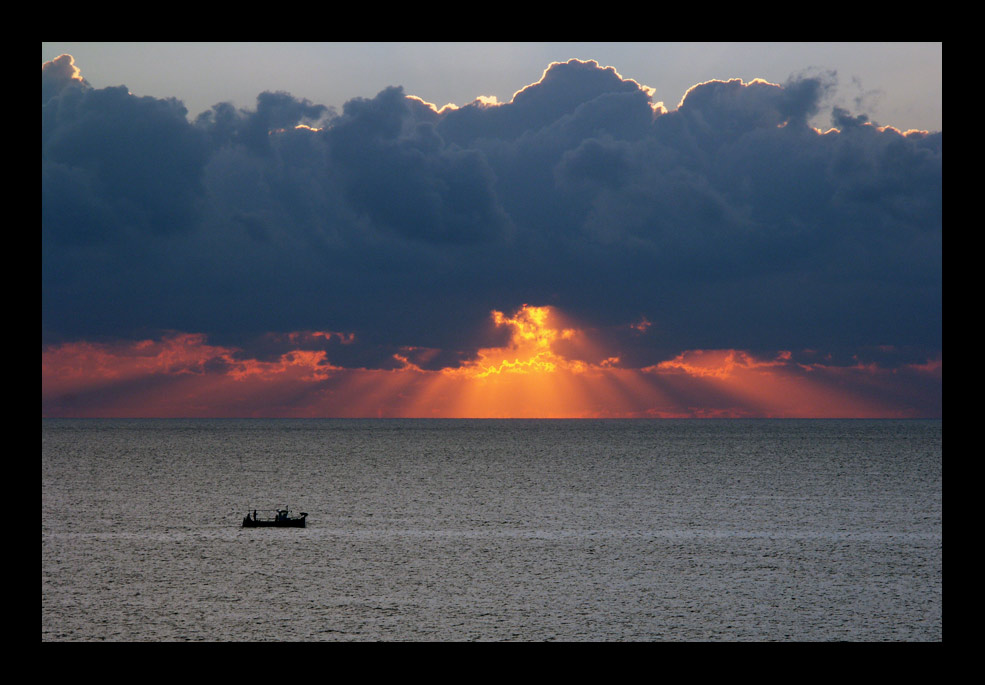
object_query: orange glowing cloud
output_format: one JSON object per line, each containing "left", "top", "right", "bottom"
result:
{"left": 42, "top": 332, "right": 344, "bottom": 417}
{"left": 650, "top": 348, "right": 790, "bottom": 379}
{"left": 42, "top": 307, "right": 940, "bottom": 419}
{"left": 641, "top": 348, "right": 935, "bottom": 418}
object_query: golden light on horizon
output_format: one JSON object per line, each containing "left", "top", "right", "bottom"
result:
{"left": 419, "top": 304, "right": 677, "bottom": 418}
{"left": 42, "top": 305, "right": 934, "bottom": 419}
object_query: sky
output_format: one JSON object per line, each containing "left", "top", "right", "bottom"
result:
{"left": 41, "top": 43, "right": 942, "bottom": 418}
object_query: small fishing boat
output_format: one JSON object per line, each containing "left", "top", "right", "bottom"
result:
{"left": 242, "top": 508, "right": 308, "bottom": 528}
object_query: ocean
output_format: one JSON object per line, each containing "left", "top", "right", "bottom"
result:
{"left": 41, "top": 418, "right": 942, "bottom": 641}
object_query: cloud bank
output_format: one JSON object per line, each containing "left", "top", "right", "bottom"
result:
{"left": 42, "top": 56, "right": 942, "bottom": 416}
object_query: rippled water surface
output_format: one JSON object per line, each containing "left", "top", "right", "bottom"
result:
{"left": 42, "top": 419, "right": 942, "bottom": 641}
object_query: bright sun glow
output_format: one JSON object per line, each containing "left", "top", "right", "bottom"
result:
{"left": 457, "top": 305, "right": 576, "bottom": 379}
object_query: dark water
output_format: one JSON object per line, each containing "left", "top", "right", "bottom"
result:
{"left": 42, "top": 419, "right": 941, "bottom": 641}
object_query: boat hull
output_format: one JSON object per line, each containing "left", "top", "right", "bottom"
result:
{"left": 242, "top": 516, "right": 306, "bottom": 528}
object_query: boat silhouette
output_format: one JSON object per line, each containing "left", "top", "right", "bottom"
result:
{"left": 242, "top": 508, "right": 308, "bottom": 528}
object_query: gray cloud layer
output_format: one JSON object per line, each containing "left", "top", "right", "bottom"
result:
{"left": 42, "top": 57, "right": 942, "bottom": 369}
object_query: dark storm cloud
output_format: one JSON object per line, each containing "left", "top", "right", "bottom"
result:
{"left": 42, "top": 57, "right": 941, "bottom": 369}
{"left": 325, "top": 86, "right": 512, "bottom": 245}
{"left": 195, "top": 90, "right": 332, "bottom": 154}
